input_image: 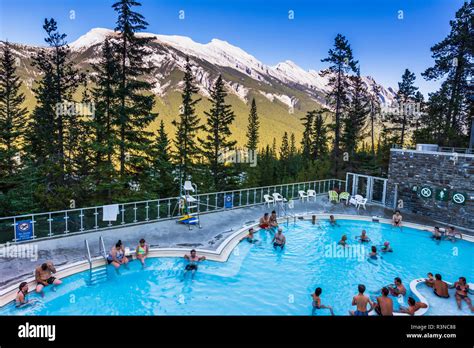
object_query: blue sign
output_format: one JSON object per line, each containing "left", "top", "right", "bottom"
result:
{"left": 224, "top": 194, "right": 233, "bottom": 209}
{"left": 15, "top": 220, "right": 33, "bottom": 241}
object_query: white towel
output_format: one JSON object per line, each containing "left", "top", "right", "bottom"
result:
{"left": 102, "top": 204, "right": 119, "bottom": 221}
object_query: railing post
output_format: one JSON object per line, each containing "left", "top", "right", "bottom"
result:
{"left": 206, "top": 195, "right": 210, "bottom": 211}
{"left": 133, "top": 203, "right": 138, "bottom": 223}
{"left": 79, "top": 209, "right": 84, "bottom": 231}
{"left": 94, "top": 207, "right": 99, "bottom": 229}
{"left": 121, "top": 205, "right": 125, "bottom": 225}
{"left": 12, "top": 217, "right": 16, "bottom": 242}
{"left": 167, "top": 199, "right": 171, "bottom": 218}
{"left": 157, "top": 201, "right": 160, "bottom": 219}
{"left": 48, "top": 213, "right": 53, "bottom": 237}
{"left": 145, "top": 202, "right": 149, "bottom": 221}
{"left": 64, "top": 212, "right": 69, "bottom": 234}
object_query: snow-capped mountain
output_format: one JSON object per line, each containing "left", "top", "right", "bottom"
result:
{"left": 4, "top": 28, "right": 397, "bottom": 146}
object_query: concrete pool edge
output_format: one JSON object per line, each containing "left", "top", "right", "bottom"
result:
{"left": 1, "top": 213, "right": 472, "bottom": 310}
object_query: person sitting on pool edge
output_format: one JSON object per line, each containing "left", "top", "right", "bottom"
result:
{"left": 398, "top": 297, "right": 428, "bottom": 316}
{"left": 392, "top": 210, "right": 402, "bottom": 227}
{"left": 272, "top": 228, "right": 286, "bottom": 249}
{"left": 184, "top": 249, "right": 206, "bottom": 277}
{"left": 269, "top": 210, "right": 278, "bottom": 229}
{"left": 259, "top": 213, "right": 270, "bottom": 230}
{"left": 381, "top": 241, "right": 393, "bottom": 252}
{"left": 311, "top": 287, "right": 334, "bottom": 316}
{"left": 357, "top": 230, "right": 370, "bottom": 242}
{"left": 16, "top": 282, "right": 36, "bottom": 308}
{"left": 451, "top": 277, "right": 473, "bottom": 312}
{"left": 433, "top": 274, "right": 449, "bottom": 298}
{"left": 107, "top": 240, "right": 129, "bottom": 271}
{"left": 349, "top": 284, "right": 374, "bottom": 316}
{"left": 374, "top": 287, "right": 393, "bottom": 316}
{"left": 35, "top": 261, "right": 62, "bottom": 296}
{"left": 425, "top": 273, "right": 435, "bottom": 288}
{"left": 240, "top": 228, "right": 258, "bottom": 243}
{"left": 445, "top": 226, "right": 462, "bottom": 242}
{"left": 388, "top": 277, "right": 406, "bottom": 296}
{"left": 135, "top": 238, "right": 149, "bottom": 267}
{"left": 338, "top": 235, "right": 348, "bottom": 247}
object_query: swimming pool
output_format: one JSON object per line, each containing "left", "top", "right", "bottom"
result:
{"left": 1, "top": 219, "right": 473, "bottom": 315}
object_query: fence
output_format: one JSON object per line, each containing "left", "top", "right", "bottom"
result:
{"left": 0, "top": 178, "right": 345, "bottom": 244}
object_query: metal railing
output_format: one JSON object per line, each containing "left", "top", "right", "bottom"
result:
{"left": 0, "top": 178, "right": 345, "bottom": 244}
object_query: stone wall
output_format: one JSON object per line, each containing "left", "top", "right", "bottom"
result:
{"left": 387, "top": 149, "right": 474, "bottom": 230}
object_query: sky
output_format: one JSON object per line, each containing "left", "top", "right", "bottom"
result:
{"left": 0, "top": 0, "right": 465, "bottom": 96}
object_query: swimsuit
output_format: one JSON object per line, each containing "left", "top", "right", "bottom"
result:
{"left": 455, "top": 284, "right": 469, "bottom": 299}
{"left": 354, "top": 310, "right": 368, "bottom": 316}
{"left": 137, "top": 245, "right": 147, "bottom": 255}
{"left": 107, "top": 249, "right": 124, "bottom": 264}
{"left": 273, "top": 235, "right": 284, "bottom": 248}
{"left": 46, "top": 277, "right": 56, "bottom": 285}
{"left": 433, "top": 288, "right": 449, "bottom": 298}
{"left": 185, "top": 263, "right": 198, "bottom": 271}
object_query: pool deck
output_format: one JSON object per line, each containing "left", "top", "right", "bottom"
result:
{"left": 1, "top": 196, "right": 473, "bottom": 292}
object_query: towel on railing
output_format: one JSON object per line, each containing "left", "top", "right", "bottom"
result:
{"left": 102, "top": 204, "right": 119, "bottom": 221}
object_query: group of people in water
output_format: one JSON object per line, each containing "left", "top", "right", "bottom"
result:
{"left": 240, "top": 210, "right": 286, "bottom": 249}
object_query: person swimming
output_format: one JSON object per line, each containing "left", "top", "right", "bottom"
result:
{"left": 272, "top": 228, "right": 286, "bottom": 249}
{"left": 259, "top": 213, "right": 270, "bottom": 229}
{"left": 445, "top": 226, "right": 462, "bottom": 242}
{"left": 381, "top": 241, "right": 393, "bottom": 252}
{"left": 398, "top": 297, "right": 427, "bottom": 316}
{"left": 368, "top": 246, "right": 378, "bottom": 260}
{"left": 451, "top": 277, "right": 473, "bottom": 312}
{"left": 392, "top": 210, "right": 402, "bottom": 227}
{"left": 388, "top": 277, "right": 406, "bottom": 296}
{"left": 425, "top": 273, "right": 435, "bottom": 288}
{"left": 338, "top": 235, "right": 348, "bottom": 247}
{"left": 240, "top": 228, "right": 258, "bottom": 243}
{"left": 184, "top": 249, "right": 206, "bottom": 278}
{"left": 329, "top": 215, "right": 337, "bottom": 226}
{"left": 135, "top": 238, "right": 149, "bottom": 267}
{"left": 311, "top": 287, "right": 334, "bottom": 316}
{"left": 431, "top": 226, "right": 442, "bottom": 241}
{"left": 349, "top": 284, "right": 374, "bottom": 316}
{"left": 357, "top": 230, "right": 370, "bottom": 243}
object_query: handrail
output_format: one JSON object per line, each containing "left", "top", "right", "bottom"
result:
{"left": 84, "top": 239, "right": 92, "bottom": 267}
{"left": 99, "top": 236, "right": 107, "bottom": 260}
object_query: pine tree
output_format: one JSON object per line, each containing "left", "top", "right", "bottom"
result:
{"left": 320, "top": 34, "right": 358, "bottom": 176}
{"left": 172, "top": 56, "right": 202, "bottom": 181}
{"left": 0, "top": 41, "right": 27, "bottom": 177}
{"left": 300, "top": 110, "right": 315, "bottom": 161}
{"left": 422, "top": 1, "right": 473, "bottom": 146}
{"left": 368, "top": 83, "right": 381, "bottom": 159}
{"left": 246, "top": 98, "right": 259, "bottom": 152}
{"left": 312, "top": 110, "right": 329, "bottom": 160}
{"left": 112, "top": 0, "right": 157, "bottom": 181}
{"left": 279, "top": 131, "right": 290, "bottom": 178}
{"left": 200, "top": 75, "right": 237, "bottom": 191}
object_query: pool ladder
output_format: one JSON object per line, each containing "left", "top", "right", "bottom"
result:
{"left": 84, "top": 236, "right": 109, "bottom": 286}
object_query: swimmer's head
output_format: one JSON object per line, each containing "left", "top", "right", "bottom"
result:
{"left": 116, "top": 240, "right": 122, "bottom": 248}
{"left": 139, "top": 238, "right": 145, "bottom": 245}
{"left": 394, "top": 277, "right": 402, "bottom": 285}
{"left": 449, "top": 226, "right": 455, "bottom": 231}
{"left": 384, "top": 241, "right": 390, "bottom": 247}
{"left": 248, "top": 228, "right": 254, "bottom": 234}
{"left": 434, "top": 226, "right": 439, "bottom": 231}
{"left": 341, "top": 235, "right": 347, "bottom": 241}
{"left": 427, "top": 272, "right": 433, "bottom": 277}
{"left": 459, "top": 276, "right": 466, "bottom": 284}
{"left": 371, "top": 246, "right": 377, "bottom": 253}
{"left": 315, "top": 287, "right": 322, "bottom": 296}
{"left": 271, "top": 210, "right": 276, "bottom": 215}
{"left": 277, "top": 227, "right": 283, "bottom": 234}
{"left": 330, "top": 215, "right": 334, "bottom": 220}
{"left": 361, "top": 230, "right": 366, "bottom": 235}
{"left": 435, "top": 273, "right": 442, "bottom": 280}
{"left": 264, "top": 213, "right": 269, "bottom": 217}
{"left": 407, "top": 297, "right": 416, "bottom": 306}
{"left": 395, "top": 210, "right": 400, "bottom": 214}
{"left": 358, "top": 284, "right": 366, "bottom": 294}
{"left": 41, "top": 263, "right": 48, "bottom": 271}
{"left": 190, "top": 249, "right": 196, "bottom": 256}
{"left": 19, "top": 282, "right": 28, "bottom": 292}
{"left": 381, "top": 287, "right": 389, "bottom": 296}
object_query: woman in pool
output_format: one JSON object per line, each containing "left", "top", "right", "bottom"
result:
{"left": 259, "top": 213, "right": 270, "bottom": 229}
{"left": 451, "top": 277, "right": 473, "bottom": 312}
{"left": 107, "top": 240, "right": 129, "bottom": 270}
{"left": 392, "top": 210, "right": 402, "bottom": 227}
{"left": 272, "top": 228, "right": 286, "bottom": 249}
{"left": 329, "top": 215, "right": 337, "bottom": 225}
{"left": 240, "top": 228, "right": 258, "bottom": 243}
{"left": 357, "top": 230, "right": 370, "bottom": 242}
{"left": 338, "top": 235, "right": 348, "bottom": 247}
{"left": 388, "top": 277, "right": 406, "bottom": 296}
{"left": 311, "top": 287, "right": 334, "bottom": 316}
{"left": 135, "top": 239, "right": 149, "bottom": 267}
{"left": 15, "top": 282, "right": 36, "bottom": 308}
{"left": 381, "top": 241, "right": 392, "bottom": 252}
{"left": 445, "top": 226, "right": 462, "bottom": 242}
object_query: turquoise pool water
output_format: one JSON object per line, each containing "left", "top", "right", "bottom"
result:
{"left": 2, "top": 219, "right": 473, "bottom": 315}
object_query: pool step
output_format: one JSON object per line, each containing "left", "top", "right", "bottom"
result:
{"left": 87, "top": 267, "right": 109, "bottom": 286}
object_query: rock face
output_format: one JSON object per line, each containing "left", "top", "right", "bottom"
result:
{"left": 387, "top": 149, "right": 474, "bottom": 230}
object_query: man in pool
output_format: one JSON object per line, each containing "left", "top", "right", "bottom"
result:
{"left": 184, "top": 249, "right": 206, "bottom": 277}
{"left": 269, "top": 210, "right": 278, "bottom": 229}
{"left": 272, "top": 228, "right": 286, "bottom": 249}
{"left": 240, "top": 228, "right": 258, "bottom": 243}
{"left": 388, "top": 277, "right": 406, "bottom": 296}
{"left": 392, "top": 210, "right": 402, "bottom": 226}
{"left": 445, "top": 226, "right": 462, "bottom": 241}
{"left": 349, "top": 284, "right": 374, "bottom": 316}
{"left": 357, "top": 230, "right": 370, "bottom": 242}
{"left": 311, "top": 287, "right": 334, "bottom": 316}
{"left": 432, "top": 226, "right": 442, "bottom": 241}
{"left": 398, "top": 297, "right": 428, "bottom": 316}
{"left": 374, "top": 287, "right": 393, "bottom": 316}
{"left": 35, "top": 261, "right": 62, "bottom": 296}
{"left": 433, "top": 273, "right": 449, "bottom": 298}
{"left": 425, "top": 273, "right": 435, "bottom": 288}
{"left": 338, "top": 235, "right": 348, "bottom": 247}
{"left": 368, "top": 246, "right": 378, "bottom": 260}
{"left": 329, "top": 215, "right": 337, "bottom": 225}
{"left": 259, "top": 213, "right": 270, "bottom": 229}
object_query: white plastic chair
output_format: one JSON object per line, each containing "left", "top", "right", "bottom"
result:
{"left": 183, "top": 181, "right": 195, "bottom": 192}
{"left": 356, "top": 198, "right": 367, "bottom": 210}
{"left": 263, "top": 194, "right": 274, "bottom": 207}
{"left": 298, "top": 190, "right": 308, "bottom": 202}
{"left": 272, "top": 193, "right": 287, "bottom": 204}
{"left": 307, "top": 189, "right": 316, "bottom": 201}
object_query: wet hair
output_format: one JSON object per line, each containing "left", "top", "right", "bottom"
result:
{"left": 358, "top": 284, "right": 366, "bottom": 294}
{"left": 248, "top": 228, "right": 254, "bottom": 233}
{"left": 330, "top": 215, "right": 334, "bottom": 219}
{"left": 371, "top": 246, "right": 377, "bottom": 253}
{"left": 139, "top": 239, "right": 145, "bottom": 244}
{"left": 41, "top": 263, "right": 48, "bottom": 271}
{"left": 116, "top": 240, "right": 122, "bottom": 248}
{"left": 264, "top": 213, "right": 269, "bottom": 217}
{"left": 459, "top": 277, "right": 466, "bottom": 283}
{"left": 435, "top": 273, "right": 442, "bottom": 280}
{"left": 407, "top": 297, "right": 416, "bottom": 306}
{"left": 395, "top": 210, "right": 400, "bottom": 214}
{"left": 427, "top": 272, "right": 433, "bottom": 277}
{"left": 361, "top": 230, "right": 366, "bottom": 234}
{"left": 190, "top": 249, "right": 196, "bottom": 253}
{"left": 394, "top": 277, "right": 402, "bottom": 284}
{"left": 19, "top": 282, "right": 28, "bottom": 291}
{"left": 449, "top": 226, "right": 455, "bottom": 230}
{"left": 277, "top": 228, "right": 282, "bottom": 233}
{"left": 315, "top": 287, "right": 322, "bottom": 296}
{"left": 434, "top": 226, "right": 439, "bottom": 230}
{"left": 271, "top": 210, "right": 276, "bottom": 214}
{"left": 381, "top": 287, "right": 389, "bottom": 296}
